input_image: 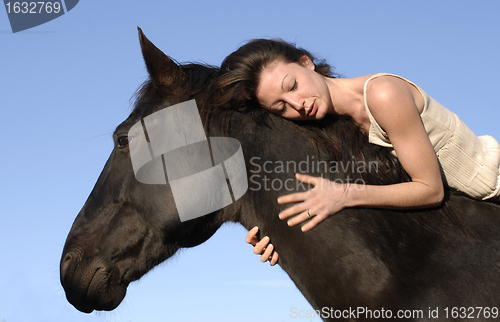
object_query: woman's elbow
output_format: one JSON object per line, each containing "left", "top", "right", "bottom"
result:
{"left": 427, "top": 185, "right": 445, "bottom": 207}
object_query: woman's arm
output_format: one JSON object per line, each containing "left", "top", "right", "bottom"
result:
{"left": 279, "top": 76, "right": 445, "bottom": 232}
{"left": 361, "top": 75, "right": 444, "bottom": 206}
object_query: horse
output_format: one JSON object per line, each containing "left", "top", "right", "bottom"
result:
{"left": 60, "top": 29, "right": 500, "bottom": 321}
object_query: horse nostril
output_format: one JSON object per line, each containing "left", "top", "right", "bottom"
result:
{"left": 60, "top": 252, "right": 78, "bottom": 282}
{"left": 63, "top": 252, "right": 72, "bottom": 263}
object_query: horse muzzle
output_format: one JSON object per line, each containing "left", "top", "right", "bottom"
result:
{"left": 60, "top": 250, "right": 126, "bottom": 313}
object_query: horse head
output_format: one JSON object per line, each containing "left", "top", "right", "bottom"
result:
{"left": 60, "top": 28, "right": 227, "bottom": 313}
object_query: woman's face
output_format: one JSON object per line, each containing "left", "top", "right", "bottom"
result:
{"left": 255, "top": 56, "right": 333, "bottom": 120}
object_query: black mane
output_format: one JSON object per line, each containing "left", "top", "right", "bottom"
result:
{"left": 130, "top": 62, "right": 219, "bottom": 118}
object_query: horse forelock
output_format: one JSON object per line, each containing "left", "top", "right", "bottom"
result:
{"left": 129, "top": 62, "right": 219, "bottom": 118}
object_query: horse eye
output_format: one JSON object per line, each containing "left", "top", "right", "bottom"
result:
{"left": 118, "top": 136, "right": 129, "bottom": 148}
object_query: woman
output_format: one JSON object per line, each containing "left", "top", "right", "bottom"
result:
{"left": 215, "top": 39, "right": 500, "bottom": 265}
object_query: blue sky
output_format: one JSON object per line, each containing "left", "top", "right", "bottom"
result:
{"left": 1, "top": 1, "right": 499, "bottom": 321}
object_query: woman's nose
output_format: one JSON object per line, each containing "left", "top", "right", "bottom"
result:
{"left": 288, "top": 95, "right": 305, "bottom": 112}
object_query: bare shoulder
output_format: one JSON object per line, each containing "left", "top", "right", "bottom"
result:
{"left": 365, "top": 75, "right": 418, "bottom": 109}
{"left": 367, "top": 74, "right": 413, "bottom": 97}
{"left": 363, "top": 74, "right": 425, "bottom": 134}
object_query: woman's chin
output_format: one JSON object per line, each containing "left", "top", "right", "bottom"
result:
{"left": 313, "top": 109, "right": 327, "bottom": 120}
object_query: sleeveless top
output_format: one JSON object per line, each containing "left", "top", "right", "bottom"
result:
{"left": 363, "top": 73, "right": 500, "bottom": 200}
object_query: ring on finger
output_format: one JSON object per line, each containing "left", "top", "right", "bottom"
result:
{"left": 306, "top": 209, "right": 311, "bottom": 218}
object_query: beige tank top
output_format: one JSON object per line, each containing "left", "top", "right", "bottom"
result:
{"left": 363, "top": 73, "right": 500, "bottom": 200}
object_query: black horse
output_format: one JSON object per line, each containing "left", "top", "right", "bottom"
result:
{"left": 60, "top": 29, "right": 500, "bottom": 321}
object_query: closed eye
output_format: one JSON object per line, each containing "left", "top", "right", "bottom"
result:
{"left": 290, "top": 80, "right": 297, "bottom": 91}
{"left": 278, "top": 103, "right": 287, "bottom": 115}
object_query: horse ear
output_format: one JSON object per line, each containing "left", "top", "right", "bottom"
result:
{"left": 137, "top": 27, "right": 185, "bottom": 86}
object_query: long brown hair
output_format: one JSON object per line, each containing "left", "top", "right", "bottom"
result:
{"left": 213, "top": 38, "right": 337, "bottom": 108}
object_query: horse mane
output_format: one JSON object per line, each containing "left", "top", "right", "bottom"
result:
{"left": 129, "top": 62, "right": 474, "bottom": 238}
{"left": 130, "top": 62, "right": 219, "bottom": 118}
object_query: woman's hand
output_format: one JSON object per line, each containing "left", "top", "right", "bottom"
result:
{"left": 278, "top": 173, "right": 349, "bottom": 232}
{"left": 245, "top": 227, "right": 279, "bottom": 266}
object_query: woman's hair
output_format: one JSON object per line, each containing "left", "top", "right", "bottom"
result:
{"left": 213, "top": 38, "right": 337, "bottom": 108}
{"left": 203, "top": 38, "right": 346, "bottom": 159}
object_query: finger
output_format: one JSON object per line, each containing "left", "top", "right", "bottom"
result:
{"left": 279, "top": 203, "right": 309, "bottom": 220}
{"left": 295, "top": 173, "right": 322, "bottom": 186}
{"left": 253, "top": 236, "right": 270, "bottom": 254}
{"left": 277, "top": 191, "right": 308, "bottom": 205}
{"left": 245, "top": 226, "right": 259, "bottom": 245}
{"left": 270, "top": 251, "right": 279, "bottom": 266}
{"left": 301, "top": 214, "right": 327, "bottom": 232}
{"left": 260, "top": 244, "right": 274, "bottom": 262}
{"left": 286, "top": 210, "right": 311, "bottom": 227}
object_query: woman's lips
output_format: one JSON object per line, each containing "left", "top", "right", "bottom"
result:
{"left": 308, "top": 99, "right": 317, "bottom": 117}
